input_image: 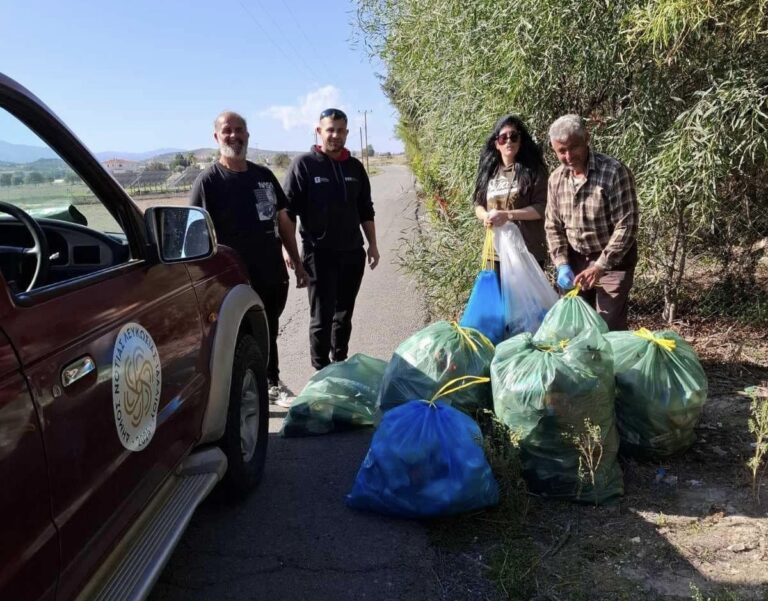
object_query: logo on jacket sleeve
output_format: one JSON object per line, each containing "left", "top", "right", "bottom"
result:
{"left": 112, "top": 323, "right": 162, "bottom": 452}
{"left": 314, "top": 176, "right": 330, "bottom": 184}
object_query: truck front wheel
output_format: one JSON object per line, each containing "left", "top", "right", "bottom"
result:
{"left": 220, "top": 334, "right": 268, "bottom": 496}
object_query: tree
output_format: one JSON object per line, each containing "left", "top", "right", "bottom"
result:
{"left": 145, "top": 161, "right": 169, "bottom": 171}
{"left": 12, "top": 173, "right": 24, "bottom": 186}
{"left": 273, "top": 153, "right": 291, "bottom": 169}
{"left": 0, "top": 173, "right": 11, "bottom": 187}
{"left": 365, "top": 144, "right": 375, "bottom": 158}
{"left": 169, "top": 153, "right": 189, "bottom": 171}
{"left": 25, "top": 171, "right": 44, "bottom": 185}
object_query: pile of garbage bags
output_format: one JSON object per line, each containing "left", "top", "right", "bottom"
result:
{"left": 280, "top": 275, "right": 709, "bottom": 516}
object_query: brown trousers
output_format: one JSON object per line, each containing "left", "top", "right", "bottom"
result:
{"left": 568, "top": 244, "right": 637, "bottom": 331}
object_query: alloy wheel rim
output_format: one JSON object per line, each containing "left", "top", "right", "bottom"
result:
{"left": 239, "top": 368, "right": 260, "bottom": 462}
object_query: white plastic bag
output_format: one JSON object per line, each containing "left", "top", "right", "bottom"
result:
{"left": 496, "top": 223, "right": 558, "bottom": 337}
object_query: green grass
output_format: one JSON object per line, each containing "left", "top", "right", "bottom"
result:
{"left": 0, "top": 182, "right": 94, "bottom": 208}
{"left": 427, "top": 411, "right": 536, "bottom": 598}
{"left": 689, "top": 584, "right": 741, "bottom": 601}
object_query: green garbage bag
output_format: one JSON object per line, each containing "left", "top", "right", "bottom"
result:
{"left": 605, "top": 328, "right": 708, "bottom": 458}
{"left": 281, "top": 354, "right": 387, "bottom": 437}
{"left": 491, "top": 329, "right": 623, "bottom": 504}
{"left": 534, "top": 287, "right": 609, "bottom": 342}
{"left": 378, "top": 321, "right": 494, "bottom": 415}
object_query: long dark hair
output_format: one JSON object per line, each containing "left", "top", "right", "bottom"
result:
{"left": 471, "top": 114, "right": 545, "bottom": 206}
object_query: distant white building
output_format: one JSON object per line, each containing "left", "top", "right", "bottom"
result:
{"left": 102, "top": 158, "right": 140, "bottom": 173}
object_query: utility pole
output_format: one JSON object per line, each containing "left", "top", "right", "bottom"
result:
{"left": 359, "top": 127, "right": 364, "bottom": 167}
{"left": 358, "top": 109, "right": 371, "bottom": 172}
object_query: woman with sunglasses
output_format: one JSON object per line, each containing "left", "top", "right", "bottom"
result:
{"left": 472, "top": 114, "right": 548, "bottom": 269}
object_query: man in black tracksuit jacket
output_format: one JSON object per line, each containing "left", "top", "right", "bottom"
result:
{"left": 283, "top": 108, "right": 379, "bottom": 370}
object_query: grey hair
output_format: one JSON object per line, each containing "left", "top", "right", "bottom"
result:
{"left": 548, "top": 114, "right": 587, "bottom": 143}
{"left": 214, "top": 111, "right": 248, "bottom": 132}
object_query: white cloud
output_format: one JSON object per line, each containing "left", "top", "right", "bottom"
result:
{"left": 261, "top": 85, "right": 343, "bottom": 130}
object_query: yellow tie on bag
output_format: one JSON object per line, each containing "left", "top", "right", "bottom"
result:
{"left": 481, "top": 228, "right": 495, "bottom": 271}
{"left": 633, "top": 328, "right": 676, "bottom": 352}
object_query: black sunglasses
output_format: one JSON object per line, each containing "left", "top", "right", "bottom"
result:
{"left": 320, "top": 108, "right": 348, "bottom": 122}
{"left": 496, "top": 131, "right": 521, "bottom": 144}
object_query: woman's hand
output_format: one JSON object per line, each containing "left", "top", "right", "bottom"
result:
{"left": 484, "top": 209, "right": 508, "bottom": 228}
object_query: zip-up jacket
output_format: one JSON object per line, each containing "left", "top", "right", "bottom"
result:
{"left": 283, "top": 145, "right": 375, "bottom": 251}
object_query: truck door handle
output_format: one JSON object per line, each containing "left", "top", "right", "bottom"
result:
{"left": 62, "top": 355, "right": 96, "bottom": 387}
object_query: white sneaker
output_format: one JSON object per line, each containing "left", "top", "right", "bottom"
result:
{"left": 274, "top": 391, "right": 293, "bottom": 409}
{"left": 268, "top": 384, "right": 281, "bottom": 403}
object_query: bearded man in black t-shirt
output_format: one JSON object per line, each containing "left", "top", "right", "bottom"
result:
{"left": 190, "top": 111, "right": 307, "bottom": 406}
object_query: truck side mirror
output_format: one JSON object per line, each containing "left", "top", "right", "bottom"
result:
{"left": 144, "top": 206, "right": 217, "bottom": 263}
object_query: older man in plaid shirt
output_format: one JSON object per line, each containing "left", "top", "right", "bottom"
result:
{"left": 545, "top": 114, "right": 639, "bottom": 330}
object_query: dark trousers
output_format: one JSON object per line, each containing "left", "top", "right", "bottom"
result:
{"left": 303, "top": 247, "right": 366, "bottom": 370}
{"left": 247, "top": 263, "right": 289, "bottom": 385}
{"left": 568, "top": 244, "right": 637, "bottom": 331}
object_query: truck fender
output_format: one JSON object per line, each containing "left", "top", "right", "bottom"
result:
{"left": 198, "top": 284, "right": 268, "bottom": 445}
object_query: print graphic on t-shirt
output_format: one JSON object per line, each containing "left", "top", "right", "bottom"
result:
{"left": 486, "top": 173, "right": 519, "bottom": 210}
{"left": 254, "top": 185, "right": 277, "bottom": 222}
{"left": 254, "top": 182, "right": 280, "bottom": 236}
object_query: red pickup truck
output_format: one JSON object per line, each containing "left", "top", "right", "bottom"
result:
{"left": 0, "top": 73, "right": 270, "bottom": 600}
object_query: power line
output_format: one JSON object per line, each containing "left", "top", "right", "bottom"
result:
{"left": 238, "top": 0, "right": 321, "bottom": 82}
{"left": 279, "top": 0, "right": 315, "bottom": 50}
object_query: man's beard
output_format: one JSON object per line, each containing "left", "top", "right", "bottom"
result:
{"left": 219, "top": 140, "right": 247, "bottom": 159}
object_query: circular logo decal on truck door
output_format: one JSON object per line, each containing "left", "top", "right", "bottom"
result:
{"left": 112, "top": 323, "right": 162, "bottom": 451}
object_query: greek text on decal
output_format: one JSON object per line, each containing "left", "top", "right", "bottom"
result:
{"left": 112, "top": 323, "right": 162, "bottom": 452}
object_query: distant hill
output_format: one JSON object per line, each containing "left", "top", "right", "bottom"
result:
{"left": 29, "top": 158, "right": 67, "bottom": 168}
{"left": 94, "top": 148, "right": 184, "bottom": 162}
{"left": 0, "top": 139, "right": 57, "bottom": 163}
{"left": 149, "top": 148, "right": 218, "bottom": 163}
{"left": 0, "top": 139, "right": 304, "bottom": 167}
{"left": 150, "top": 148, "right": 302, "bottom": 163}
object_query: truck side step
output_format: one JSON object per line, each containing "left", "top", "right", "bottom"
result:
{"left": 83, "top": 448, "right": 227, "bottom": 601}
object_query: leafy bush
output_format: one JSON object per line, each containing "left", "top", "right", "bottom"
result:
{"left": 273, "top": 153, "right": 291, "bottom": 169}
{"left": 356, "top": 0, "right": 768, "bottom": 322}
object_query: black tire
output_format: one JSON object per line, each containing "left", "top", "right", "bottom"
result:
{"left": 220, "top": 334, "right": 268, "bottom": 497}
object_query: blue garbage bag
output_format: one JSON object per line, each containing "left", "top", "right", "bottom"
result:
{"left": 346, "top": 395, "right": 499, "bottom": 518}
{"left": 460, "top": 270, "right": 505, "bottom": 344}
{"left": 460, "top": 229, "right": 505, "bottom": 343}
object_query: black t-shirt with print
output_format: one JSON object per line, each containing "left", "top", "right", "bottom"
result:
{"left": 190, "top": 161, "right": 287, "bottom": 270}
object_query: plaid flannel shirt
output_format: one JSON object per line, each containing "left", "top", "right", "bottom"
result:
{"left": 545, "top": 150, "right": 638, "bottom": 271}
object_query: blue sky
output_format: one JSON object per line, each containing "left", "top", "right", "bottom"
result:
{"left": 0, "top": 0, "right": 403, "bottom": 154}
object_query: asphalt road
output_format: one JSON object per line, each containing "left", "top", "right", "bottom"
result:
{"left": 149, "top": 163, "right": 449, "bottom": 601}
